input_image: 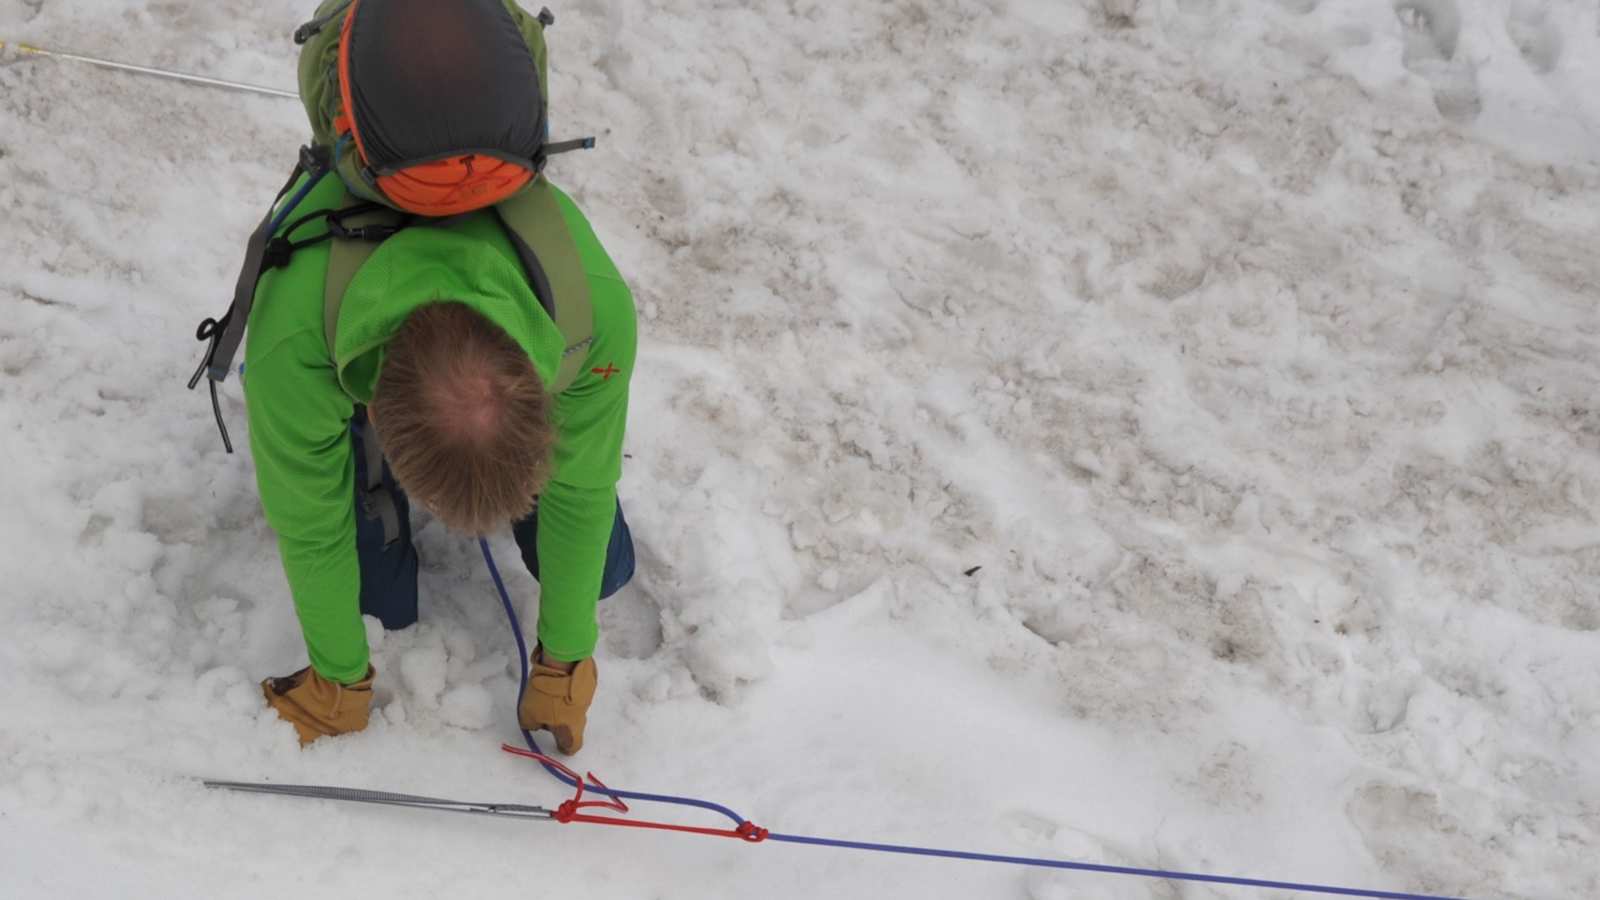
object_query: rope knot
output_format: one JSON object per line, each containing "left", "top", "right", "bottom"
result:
{"left": 737, "top": 821, "right": 770, "bottom": 843}
{"left": 555, "top": 800, "right": 579, "bottom": 823}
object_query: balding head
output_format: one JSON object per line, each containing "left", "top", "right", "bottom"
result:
{"left": 370, "top": 302, "right": 554, "bottom": 534}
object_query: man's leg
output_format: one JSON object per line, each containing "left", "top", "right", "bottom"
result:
{"left": 510, "top": 499, "right": 636, "bottom": 600}
{"left": 351, "top": 407, "right": 420, "bottom": 629}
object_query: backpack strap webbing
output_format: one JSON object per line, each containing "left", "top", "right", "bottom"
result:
{"left": 189, "top": 146, "right": 331, "bottom": 454}
{"left": 197, "top": 146, "right": 329, "bottom": 387}
{"left": 492, "top": 180, "right": 594, "bottom": 394}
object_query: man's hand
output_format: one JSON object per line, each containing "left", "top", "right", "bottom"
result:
{"left": 518, "top": 650, "right": 597, "bottom": 755}
{"left": 262, "top": 665, "right": 376, "bottom": 746}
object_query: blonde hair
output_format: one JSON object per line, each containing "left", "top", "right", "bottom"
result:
{"left": 370, "top": 302, "right": 555, "bottom": 534}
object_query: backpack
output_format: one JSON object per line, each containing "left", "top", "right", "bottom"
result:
{"left": 190, "top": 0, "right": 596, "bottom": 453}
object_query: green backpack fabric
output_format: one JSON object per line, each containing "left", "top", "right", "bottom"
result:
{"left": 294, "top": 0, "right": 554, "bottom": 211}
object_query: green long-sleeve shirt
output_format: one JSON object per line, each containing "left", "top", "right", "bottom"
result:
{"left": 244, "top": 172, "right": 634, "bottom": 683}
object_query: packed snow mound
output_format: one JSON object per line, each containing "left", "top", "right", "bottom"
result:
{"left": 1, "top": 0, "right": 1596, "bottom": 898}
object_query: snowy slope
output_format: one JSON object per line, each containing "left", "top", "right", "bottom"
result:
{"left": 1, "top": 0, "right": 1597, "bottom": 898}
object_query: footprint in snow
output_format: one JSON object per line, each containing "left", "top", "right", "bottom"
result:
{"left": 598, "top": 536, "right": 666, "bottom": 660}
{"left": 1393, "top": 0, "right": 1482, "bottom": 123}
{"left": 1506, "top": 1, "right": 1563, "bottom": 73}
{"left": 598, "top": 580, "right": 665, "bottom": 659}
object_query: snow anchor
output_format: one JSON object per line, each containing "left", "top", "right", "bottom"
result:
{"left": 203, "top": 780, "right": 555, "bottom": 822}
{"left": 499, "top": 743, "right": 770, "bottom": 843}
{"left": 481, "top": 539, "right": 1473, "bottom": 900}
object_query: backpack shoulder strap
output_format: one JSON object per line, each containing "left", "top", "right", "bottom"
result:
{"left": 492, "top": 180, "right": 594, "bottom": 394}
{"left": 320, "top": 191, "right": 407, "bottom": 547}
{"left": 323, "top": 194, "right": 408, "bottom": 359}
{"left": 321, "top": 180, "right": 594, "bottom": 393}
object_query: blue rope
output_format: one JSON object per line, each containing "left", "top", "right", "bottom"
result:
{"left": 478, "top": 539, "right": 1471, "bottom": 900}
{"left": 763, "top": 834, "right": 1467, "bottom": 900}
{"left": 480, "top": 539, "right": 750, "bottom": 827}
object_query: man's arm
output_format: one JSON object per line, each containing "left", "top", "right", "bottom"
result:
{"left": 533, "top": 267, "right": 637, "bottom": 662}
{"left": 244, "top": 330, "right": 369, "bottom": 684}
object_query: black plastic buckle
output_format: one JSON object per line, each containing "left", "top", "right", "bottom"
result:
{"left": 293, "top": 0, "right": 353, "bottom": 45}
{"left": 300, "top": 144, "right": 331, "bottom": 176}
{"left": 328, "top": 218, "right": 402, "bottom": 243}
{"left": 262, "top": 236, "right": 294, "bottom": 270}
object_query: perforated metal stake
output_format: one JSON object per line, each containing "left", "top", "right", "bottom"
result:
{"left": 203, "top": 780, "right": 556, "bottom": 822}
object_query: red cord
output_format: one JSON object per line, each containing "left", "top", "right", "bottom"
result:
{"left": 500, "top": 744, "right": 768, "bottom": 843}
{"left": 501, "top": 744, "right": 628, "bottom": 814}
{"left": 555, "top": 809, "right": 770, "bottom": 842}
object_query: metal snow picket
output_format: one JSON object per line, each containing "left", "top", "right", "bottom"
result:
{"left": 203, "top": 781, "right": 556, "bottom": 822}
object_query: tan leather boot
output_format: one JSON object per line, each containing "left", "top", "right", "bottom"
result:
{"left": 518, "top": 652, "right": 597, "bottom": 755}
{"left": 262, "top": 665, "right": 376, "bottom": 746}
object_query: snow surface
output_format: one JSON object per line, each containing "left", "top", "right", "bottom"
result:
{"left": 1, "top": 0, "right": 1597, "bottom": 897}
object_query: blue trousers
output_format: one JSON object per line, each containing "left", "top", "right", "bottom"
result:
{"left": 352, "top": 409, "right": 635, "bottom": 631}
